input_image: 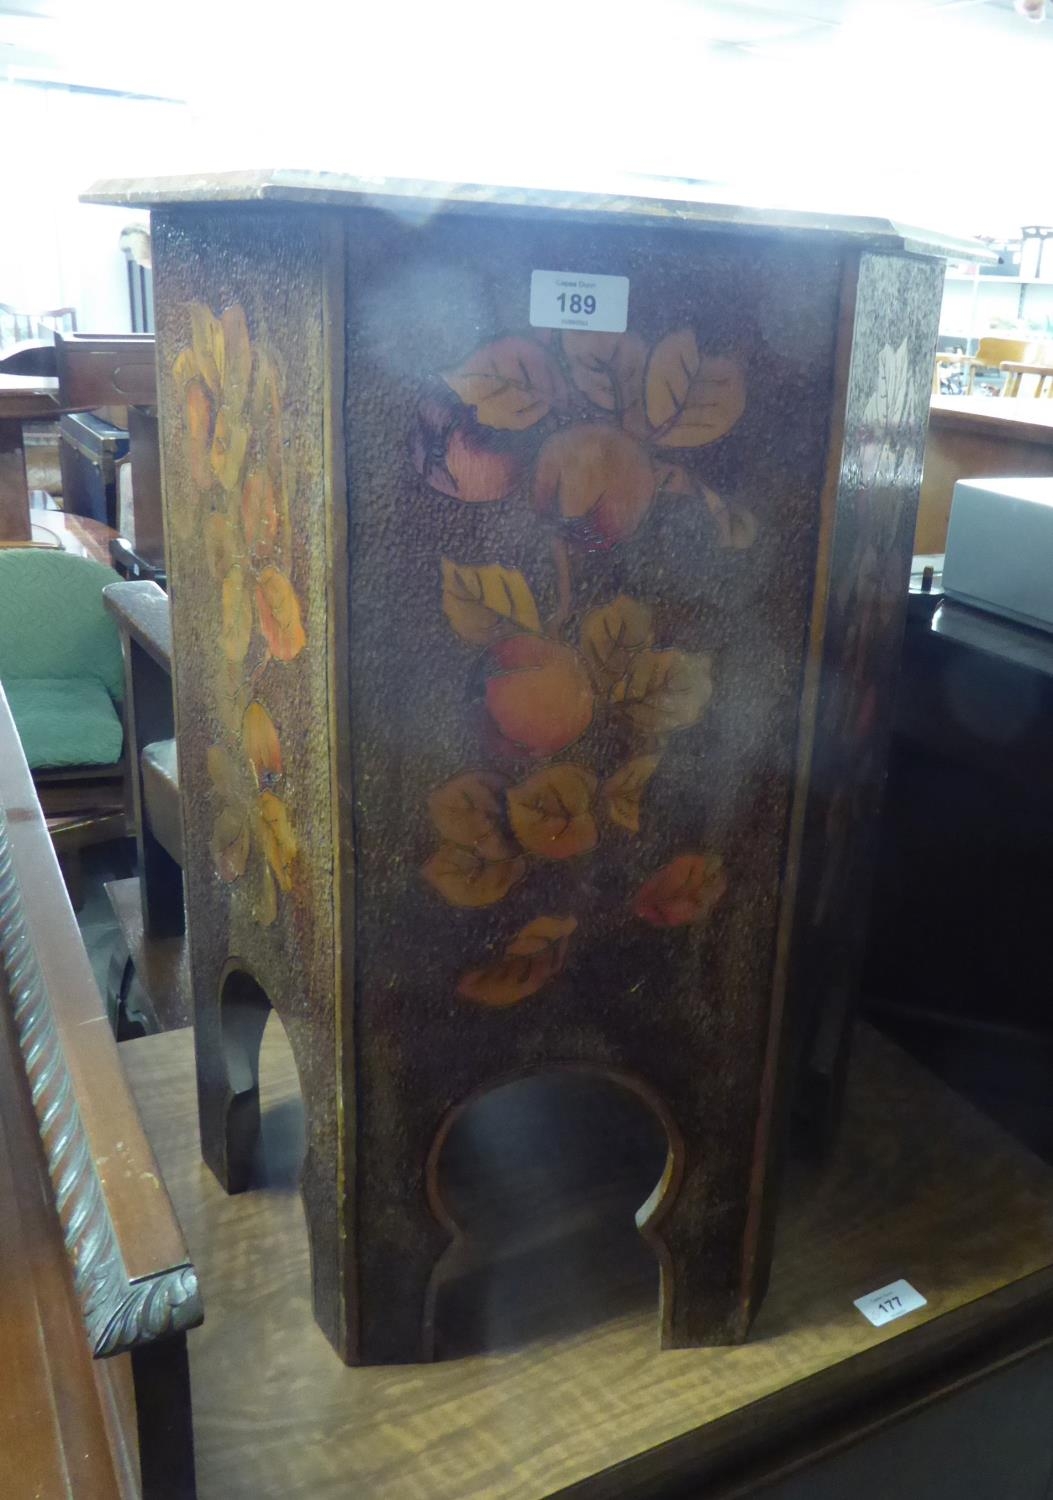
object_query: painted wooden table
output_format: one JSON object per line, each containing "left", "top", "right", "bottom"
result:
{"left": 917, "top": 396, "right": 1053, "bottom": 553}
{"left": 0, "top": 373, "right": 60, "bottom": 542}
{"left": 120, "top": 1017, "right": 1053, "bottom": 1499}
{"left": 87, "top": 170, "right": 973, "bottom": 1365}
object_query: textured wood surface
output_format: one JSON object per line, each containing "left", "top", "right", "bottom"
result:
{"left": 122, "top": 1018, "right": 1053, "bottom": 1500}
{"left": 107, "top": 876, "right": 192, "bottom": 1032}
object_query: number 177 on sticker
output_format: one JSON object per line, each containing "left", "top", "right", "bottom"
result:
{"left": 530, "top": 270, "right": 630, "bottom": 335}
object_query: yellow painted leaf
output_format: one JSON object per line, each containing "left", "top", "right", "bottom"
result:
{"left": 172, "top": 347, "right": 200, "bottom": 386}
{"left": 580, "top": 595, "right": 653, "bottom": 691}
{"left": 422, "top": 842, "right": 527, "bottom": 908}
{"left": 633, "top": 853, "right": 727, "bottom": 927}
{"left": 456, "top": 916, "right": 577, "bottom": 1008}
{"left": 211, "top": 804, "right": 250, "bottom": 883}
{"left": 257, "top": 791, "right": 298, "bottom": 892}
{"left": 241, "top": 467, "right": 279, "bottom": 556}
{"left": 603, "top": 755, "right": 661, "bottom": 833}
{"left": 443, "top": 336, "right": 566, "bottom": 430}
{"left": 204, "top": 510, "right": 240, "bottom": 580}
{"left": 506, "top": 764, "right": 598, "bottom": 860}
{"left": 242, "top": 701, "right": 282, "bottom": 781}
{"left": 611, "top": 649, "right": 714, "bottom": 734}
{"left": 256, "top": 864, "right": 278, "bottom": 927}
{"left": 221, "top": 565, "right": 253, "bottom": 664}
{"left": 189, "top": 303, "right": 224, "bottom": 397}
{"left": 210, "top": 403, "right": 250, "bottom": 494}
{"left": 184, "top": 378, "right": 215, "bottom": 493}
{"left": 562, "top": 331, "right": 648, "bottom": 433}
{"left": 428, "top": 771, "right": 516, "bottom": 861}
{"left": 255, "top": 567, "right": 306, "bottom": 661}
{"left": 220, "top": 303, "right": 253, "bottom": 413}
{"left": 440, "top": 558, "right": 541, "bottom": 646}
{"left": 645, "top": 330, "right": 746, "bottom": 448}
{"left": 214, "top": 660, "right": 251, "bottom": 738}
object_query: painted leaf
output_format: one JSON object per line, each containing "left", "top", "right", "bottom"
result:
{"left": 204, "top": 510, "right": 239, "bottom": 580}
{"left": 443, "top": 336, "right": 566, "bottom": 431}
{"left": 562, "top": 331, "right": 648, "bottom": 434}
{"left": 456, "top": 916, "right": 577, "bottom": 1008}
{"left": 257, "top": 791, "right": 298, "bottom": 892}
{"left": 256, "top": 567, "right": 307, "bottom": 661}
{"left": 220, "top": 303, "right": 253, "bottom": 414}
{"left": 863, "top": 339, "right": 913, "bottom": 432}
{"left": 241, "top": 467, "right": 279, "bottom": 556}
{"left": 429, "top": 771, "right": 517, "bottom": 861}
{"left": 210, "top": 403, "right": 251, "bottom": 494}
{"left": 633, "top": 853, "right": 728, "bottom": 927}
{"left": 580, "top": 595, "right": 653, "bottom": 692}
{"left": 211, "top": 805, "right": 250, "bottom": 883}
{"left": 242, "top": 701, "right": 283, "bottom": 781}
{"left": 506, "top": 764, "right": 598, "bottom": 860}
{"left": 440, "top": 558, "right": 541, "bottom": 646}
{"left": 611, "top": 649, "right": 713, "bottom": 735}
{"left": 184, "top": 378, "right": 215, "bottom": 493}
{"left": 256, "top": 865, "right": 278, "bottom": 927}
{"left": 214, "top": 660, "right": 251, "bottom": 738}
{"left": 410, "top": 388, "right": 528, "bottom": 504}
{"left": 189, "top": 303, "right": 224, "bottom": 398}
{"left": 723, "top": 504, "right": 758, "bottom": 550}
{"left": 422, "top": 842, "right": 527, "bottom": 908}
{"left": 206, "top": 744, "right": 243, "bottom": 804}
{"left": 220, "top": 565, "right": 253, "bottom": 664}
{"left": 654, "top": 465, "right": 758, "bottom": 550}
{"left": 530, "top": 423, "right": 655, "bottom": 552}
{"left": 603, "top": 755, "right": 661, "bottom": 834}
{"left": 172, "top": 347, "right": 199, "bottom": 387}
{"left": 645, "top": 330, "right": 746, "bottom": 448}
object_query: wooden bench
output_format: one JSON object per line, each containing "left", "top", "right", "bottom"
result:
{"left": 0, "top": 678, "right": 201, "bottom": 1497}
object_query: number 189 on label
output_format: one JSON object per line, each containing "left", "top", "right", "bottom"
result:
{"left": 530, "top": 269, "right": 630, "bottom": 334}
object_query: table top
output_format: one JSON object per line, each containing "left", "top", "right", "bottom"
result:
{"left": 25, "top": 508, "right": 118, "bottom": 568}
{"left": 930, "top": 394, "right": 1053, "bottom": 440}
{"left": 0, "top": 373, "right": 60, "bottom": 420}
{"left": 120, "top": 1020, "right": 1053, "bottom": 1500}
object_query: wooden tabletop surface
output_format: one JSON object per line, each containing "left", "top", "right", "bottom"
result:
{"left": 0, "top": 373, "right": 61, "bottom": 419}
{"left": 120, "top": 1021, "right": 1053, "bottom": 1500}
{"left": 26, "top": 507, "right": 119, "bottom": 568}
{"left": 930, "top": 395, "right": 1053, "bottom": 440}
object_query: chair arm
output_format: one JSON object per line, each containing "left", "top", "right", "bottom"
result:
{"left": 103, "top": 579, "right": 172, "bottom": 675}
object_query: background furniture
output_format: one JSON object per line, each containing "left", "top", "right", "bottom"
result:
{"left": 0, "top": 678, "right": 200, "bottom": 1499}
{"left": 0, "top": 549, "right": 128, "bottom": 902}
{"left": 0, "top": 371, "right": 61, "bottom": 541}
{"left": 1001, "top": 359, "right": 1053, "bottom": 398}
{"left": 0, "top": 303, "right": 77, "bottom": 349}
{"left": 931, "top": 336, "right": 1036, "bottom": 395}
{"left": 121, "top": 1013, "right": 1053, "bottom": 1499}
{"left": 916, "top": 395, "right": 1053, "bottom": 553}
{"left": 90, "top": 168, "right": 967, "bottom": 1365}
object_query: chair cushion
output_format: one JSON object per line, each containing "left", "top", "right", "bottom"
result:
{"left": 0, "top": 549, "right": 124, "bottom": 704}
{"left": 6, "top": 677, "right": 123, "bottom": 770}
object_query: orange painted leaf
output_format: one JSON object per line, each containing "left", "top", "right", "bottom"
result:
{"left": 645, "top": 330, "right": 746, "bottom": 448}
{"left": 530, "top": 423, "right": 655, "bottom": 552}
{"left": 220, "top": 565, "right": 253, "bottom": 664}
{"left": 506, "top": 764, "right": 598, "bottom": 860}
{"left": 440, "top": 559, "right": 541, "bottom": 646}
{"left": 443, "top": 337, "right": 566, "bottom": 431}
{"left": 428, "top": 772, "right": 517, "bottom": 861}
{"left": 255, "top": 567, "right": 306, "bottom": 661}
{"left": 241, "top": 467, "right": 279, "bottom": 556}
{"left": 210, "top": 403, "right": 250, "bottom": 494}
{"left": 204, "top": 509, "right": 239, "bottom": 580}
{"left": 242, "top": 701, "right": 282, "bottom": 782}
{"left": 422, "top": 842, "right": 527, "bottom": 908}
{"left": 184, "top": 377, "right": 215, "bottom": 493}
{"left": 633, "top": 853, "right": 728, "bottom": 928}
{"left": 580, "top": 595, "right": 653, "bottom": 692}
{"left": 456, "top": 916, "right": 577, "bottom": 1008}
{"left": 188, "top": 303, "right": 224, "bottom": 398}
{"left": 257, "top": 791, "right": 298, "bottom": 892}
{"left": 561, "top": 331, "right": 648, "bottom": 434}
{"left": 210, "top": 804, "right": 250, "bottom": 883}
{"left": 603, "top": 755, "right": 660, "bottom": 834}
{"left": 611, "top": 649, "right": 713, "bottom": 735}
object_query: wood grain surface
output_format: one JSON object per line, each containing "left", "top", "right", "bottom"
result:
{"left": 122, "top": 1020, "right": 1053, "bottom": 1500}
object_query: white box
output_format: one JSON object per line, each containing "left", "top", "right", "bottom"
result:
{"left": 942, "top": 475, "right": 1053, "bottom": 632}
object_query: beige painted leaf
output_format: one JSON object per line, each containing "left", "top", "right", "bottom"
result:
{"left": 603, "top": 755, "right": 661, "bottom": 833}
{"left": 443, "top": 336, "right": 566, "bottom": 430}
{"left": 242, "top": 701, "right": 282, "bottom": 782}
{"left": 428, "top": 771, "right": 517, "bottom": 861}
{"left": 611, "top": 649, "right": 714, "bottom": 735}
{"left": 256, "top": 865, "right": 278, "bottom": 927}
{"left": 257, "top": 791, "right": 298, "bottom": 892}
{"left": 645, "top": 330, "right": 746, "bottom": 448}
{"left": 580, "top": 595, "right": 653, "bottom": 692}
{"left": 255, "top": 567, "right": 307, "bottom": 661}
{"left": 506, "top": 764, "right": 598, "bottom": 860}
{"left": 562, "top": 331, "right": 648, "bottom": 433}
{"left": 204, "top": 509, "right": 240, "bottom": 581}
{"left": 211, "top": 804, "right": 250, "bottom": 883}
{"left": 440, "top": 558, "right": 541, "bottom": 646}
{"left": 456, "top": 916, "right": 577, "bottom": 1008}
{"left": 220, "top": 565, "right": 253, "bottom": 664}
{"left": 422, "top": 842, "right": 527, "bottom": 908}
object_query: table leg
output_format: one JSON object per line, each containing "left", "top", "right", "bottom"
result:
{"left": 0, "top": 417, "right": 30, "bottom": 542}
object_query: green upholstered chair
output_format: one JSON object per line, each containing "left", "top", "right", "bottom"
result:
{"left": 0, "top": 548, "right": 128, "bottom": 900}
